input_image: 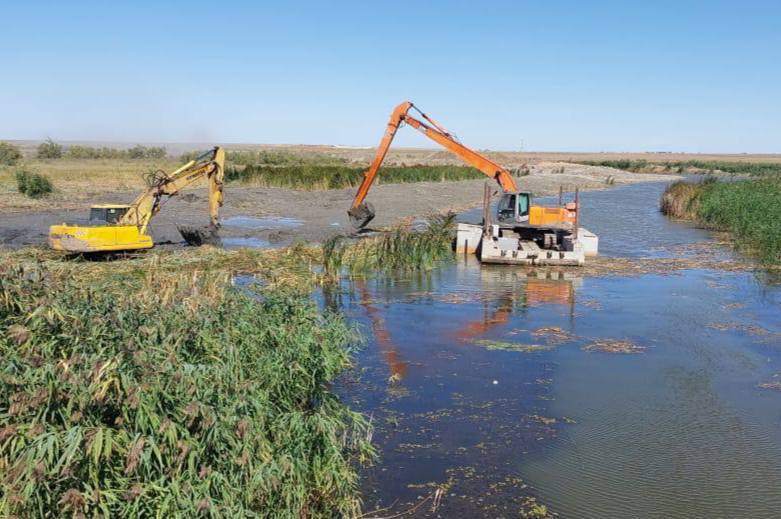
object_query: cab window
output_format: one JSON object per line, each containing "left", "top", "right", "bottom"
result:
{"left": 498, "top": 194, "right": 516, "bottom": 219}
{"left": 89, "top": 207, "right": 127, "bottom": 223}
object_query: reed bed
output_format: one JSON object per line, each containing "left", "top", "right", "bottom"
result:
{"left": 577, "top": 158, "right": 781, "bottom": 176}
{"left": 0, "top": 254, "right": 374, "bottom": 517}
{"left": 228, "top": 164, "right": 483, "bottom": 190}
{"left": 661, "top": 178, "right": 781, "bottom": 265}
{"left": 325, "top": 214, "right": 456, "bottom": 276}
{"left": 1, "top": 245, "right": 322, "bottom": 294}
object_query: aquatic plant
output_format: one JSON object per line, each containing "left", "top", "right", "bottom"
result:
{"left": 473, "top": 340, "right": 553, "bottom": 352}
{"left": 0, "top": 262, "right": 374, "bottom": 517}
{"left": 661, "top": 177, "right": 781, "bottom": 265}
{"left": 582, "top": 339, "right": 644, "bottom": 354}
{"left": 660, "top": 179, "right": 707, "bottom": 219}
{"left": 330, "top": 214, "right": 456, "bottom": 275}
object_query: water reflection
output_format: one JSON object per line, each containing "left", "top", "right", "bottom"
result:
{"left": 356, "top": 280, "right": 409, "bottom": 382}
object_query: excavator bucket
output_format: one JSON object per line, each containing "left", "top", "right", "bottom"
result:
{"left": 348, "top": 202, "right": 375, "bottom": 229}
{"left": 177, "top": 223, "right": 222, "bottom": 247}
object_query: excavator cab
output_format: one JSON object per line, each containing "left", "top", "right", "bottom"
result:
{"left": 496, "top": 192, "right": 531, "bottom": 224}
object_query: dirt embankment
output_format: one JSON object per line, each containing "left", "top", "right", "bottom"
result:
{"left": 0, "top": 163, "right": 677, "bottom": 249}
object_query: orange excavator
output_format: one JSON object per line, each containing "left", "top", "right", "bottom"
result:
{"left": 348, "top": 101, "right": 596, "bottom": 265}
{"left": 348, "top": 101, "right": 574, "bottom": 230}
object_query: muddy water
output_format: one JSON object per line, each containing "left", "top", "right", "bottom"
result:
{"left": 331, "top": 182, "right": 781, "bottom": 518}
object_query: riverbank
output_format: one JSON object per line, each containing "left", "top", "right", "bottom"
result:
{"left": 661, "top": 177, "right": 781, "bottom": 265}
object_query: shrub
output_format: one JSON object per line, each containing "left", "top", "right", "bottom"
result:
{"left": 144, "top": 146, "right": 167, "bottom": 159}
{"left": 0, "top": 142, "right": 22, "bottom": 165}
{"left": 65, "top": 145, "right": 100, "bottom": 159}
{"left": 36, "top": 138, "right": 63, "bottom": 159}
{"left": 127, "top": 145, "right": 147, "bottom": 159}
{"left": 126, "top": 145, "right": 168, "bottom": 159}
{"left": 15, "top": 170, "right": 53, "bottom": 198}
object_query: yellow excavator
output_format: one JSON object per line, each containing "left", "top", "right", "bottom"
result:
{"left": 49, "top": 147, "right": 225, "bottom": 253}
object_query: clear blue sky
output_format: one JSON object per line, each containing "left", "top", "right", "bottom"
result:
{"left": 2, "top": 1, "right": 779, "bottom": 152}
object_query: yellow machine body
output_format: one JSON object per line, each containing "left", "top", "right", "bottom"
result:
{"left": 49, "top": 223, "right": 153, "bottom": 252}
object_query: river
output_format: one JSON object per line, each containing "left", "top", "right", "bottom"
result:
{"left": 328, "top": 181, "right": 781, "bottom": 518}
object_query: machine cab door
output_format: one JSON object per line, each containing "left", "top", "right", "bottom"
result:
{"left": 496, "top": 192, "right": 531, "bottom": 224}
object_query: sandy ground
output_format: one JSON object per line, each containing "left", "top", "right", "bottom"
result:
{"left": 0, "top": 163, "right": 678, "bottom": 249}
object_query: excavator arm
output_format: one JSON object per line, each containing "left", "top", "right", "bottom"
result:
{"left": 119, "top": 146, "right": 225, "bottom": 234}
{"left": 348, "top": 101, "right": 519, "bottom": 228}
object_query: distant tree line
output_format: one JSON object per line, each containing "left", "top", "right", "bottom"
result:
{"left": 33, "top": 139, "right": 167, "bottom": 160}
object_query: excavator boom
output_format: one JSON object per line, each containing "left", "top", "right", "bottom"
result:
{"left": 349, "top": 101, "right": 518, "bottom": 228}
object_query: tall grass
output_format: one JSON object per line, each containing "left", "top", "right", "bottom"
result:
{"left": 661, "top": 178, "right": 781, "bottom": 264}
{"left": 577, "top": 159, "right": 781, "bottom": 177}
{"left": 0, "top": 259, "right": 374, "bottom": 516}
{"left": 325, "top": 214, "right": 456, "bottom": 275}
{"left": 229, "top": 164, "right": 483, "bottom": 190}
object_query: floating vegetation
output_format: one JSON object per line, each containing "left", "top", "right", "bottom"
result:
{"left": 474, "top": 340, "right": 554, "bottom": 353}
{"left": 520, "top": 496, "right": 553, "bottom": 518}
{"left": 0, "top": 257, "right": 374, "bottom": 516}
{"left": 582, "top": 339, "right": 645, "bottom": 354}
{"left": 525, "top": 415, "right": 557, "bottom": 426}
{"left": 531, "top": 326, "right": 577, "bottom": 345}
{"left": 706, "top": 321, "right": 772, "bottom": 336}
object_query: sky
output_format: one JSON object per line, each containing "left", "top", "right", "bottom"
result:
{"left": 1, "top": 1, "right": 779, "bottom": 152}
